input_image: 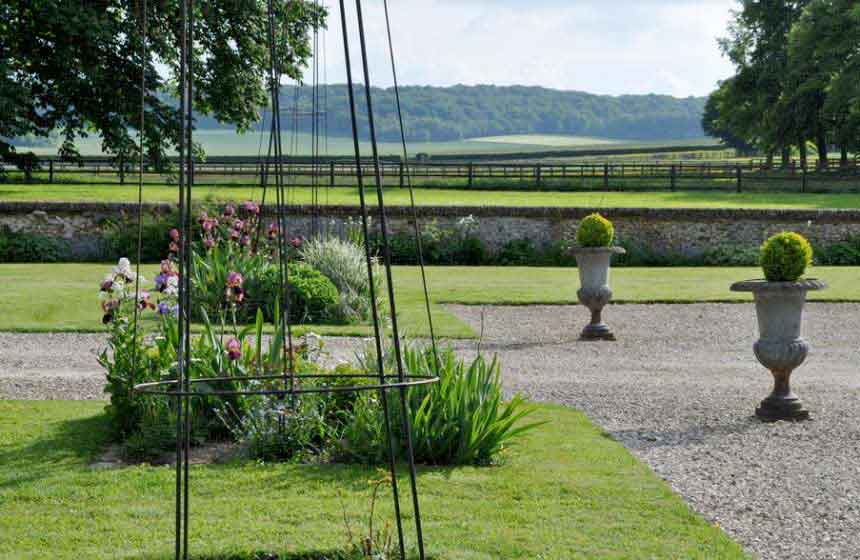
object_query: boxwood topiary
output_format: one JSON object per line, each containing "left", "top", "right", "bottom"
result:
{"left": 760, "top": 232, "right": 813, "bottom": 282}
{"left": 287, "top": 262, "right": 341, "bottom": 323}
{"left": 576, "top": 213, "right": 614, "bottom": 248}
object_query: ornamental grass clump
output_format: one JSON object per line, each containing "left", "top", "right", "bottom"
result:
{"left": 342, "top": 344, "right": 543, "bottom": 466}
{"left": 299, "top": 236, "right": 381, "bottom": 323}
{"left": 760, "top": 232, "right": 813, "bottom": 282}
{"left": 576, "top": 213, "right": 614, "bottom": 248}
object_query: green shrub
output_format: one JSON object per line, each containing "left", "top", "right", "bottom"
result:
{"left": 701, "top": 245, "right": 760, "bottom": 267}
{"left": 496, "top": 239, "right": 539, "bottom": 266}
{"left": 403, "top": 217, "right": 487, "bottom": 266}
{"left": 0, "top": 226, "right": 68, "bottom": 262}
{"left": 538, "top": 239, "right": 578, "bottom": 267}
{"left": 815, "top": 236, "right": 860, "bottom": 266}
{"left": 576, "top": 213, "right": 614, "bottom": 247}
{"left": 760, "top": 232, "right": 813, "bottom": 282}
{"left": 102, "top": 212, "right": 176, "bottom": 263}
{"left": 342, "top": 344, "right": 543, "bottom": 466}
{"left": 613, "top": 237, "right": 688, "bottom": 267}
{"left": 382, "top": 233, "right": 420, "bottom": 265}
{"left": 288, "top": 262, "right": 340, "bottom": 323}
{"left": 300, "top": 237, "right": 382, "bottom": 323}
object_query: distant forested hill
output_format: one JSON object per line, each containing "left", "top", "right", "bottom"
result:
{"left": 193, "top": 85, "right": 707, "bottom": 143}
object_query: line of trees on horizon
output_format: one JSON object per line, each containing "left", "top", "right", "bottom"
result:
{"left": 704, "top": 0, "right": 860, "bottom": 168}
{"left": 190, "top": 84, "right": 709, "bottom": 144}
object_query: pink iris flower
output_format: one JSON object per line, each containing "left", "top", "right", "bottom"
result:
{"left": 226, "top": 338, "right": 242, "bottom": 361}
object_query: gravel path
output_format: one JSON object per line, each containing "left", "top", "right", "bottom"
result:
{"left": 448, "top": 303, "right": 860, "bottom": 560}
{"left": 0, "top": 333, "right": 107, "bottom": 400}
{"left": 2, "top": 303, "right": 859, "bottom": 559}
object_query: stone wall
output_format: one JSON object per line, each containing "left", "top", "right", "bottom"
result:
{"left": 2, "top": 202, "right": 860, "bottom": 259}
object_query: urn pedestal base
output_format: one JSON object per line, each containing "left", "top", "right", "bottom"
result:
{"left": 756, "top": 396, "right": 810, "bottom": 422}
{"left": 755, "top": 369, "right": 810, "bottom": 422}
{"left": 580, "top": 324, "right": 616, "bottom": 341}
{"left": 579, "top": 310, "right": 616, "bottom": 341}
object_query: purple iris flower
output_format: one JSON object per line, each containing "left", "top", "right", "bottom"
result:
{"left": 157, "top": 302, "right": 178, "bottom": 316}
{"left": 226, "top": 337, "right": 242, "bottom": 361}
{"left": 240, "top": 201, "right": 260, "bottom": 216}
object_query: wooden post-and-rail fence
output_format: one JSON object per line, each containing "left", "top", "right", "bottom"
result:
{"left": 6, "top": 156, "right": 860, "bottom": 193}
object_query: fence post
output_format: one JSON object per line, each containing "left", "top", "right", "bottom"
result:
{"left": 468, "top": 163, "right": 474, "bottom": 188}
{"left": 329, "top": 161, "right": 336, "bottom": 187}
{"left": 603, "top": 163, "right": 609, "bottom": 190}
{"left": 670, "top": 164, "right": 677, "bottom": 191}
{"left": 119, "top": 154, "right": 125, "bottom": 186}
{"left": 802, "top": 166, "right": 808, "bottom": 193}
{"left": 49, "top": 160, "right": 54, "bottom": 184}
{"left": 736, "top": 164, "right": 742, "bottom": 193}
{"left": 535, "top": 165, "right": 542, "bottom": 188}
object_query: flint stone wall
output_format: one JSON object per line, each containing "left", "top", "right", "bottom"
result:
{"left": 2, "top": 202, "right": 859, "bottom": 259}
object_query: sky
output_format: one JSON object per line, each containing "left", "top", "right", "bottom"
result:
{"left": 322, "top": 0, "right": 738, "bottom": 98}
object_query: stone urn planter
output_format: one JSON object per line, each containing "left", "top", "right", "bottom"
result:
{"left": 730, "top": 278, "right": 826, "bottom": 421}
{"left": 572, "top": 246, "right": 626, "bottom": 341}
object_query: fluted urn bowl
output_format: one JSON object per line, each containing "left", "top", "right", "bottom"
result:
{"left": 572, "top": 246, "right": 626, "bottom": 341}
{"left": 730, "top": 278, "right": 827, "bottom": 421}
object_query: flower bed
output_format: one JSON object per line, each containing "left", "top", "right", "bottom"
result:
{"left": 95, "top": 202, "right": 539, "bottom": 465}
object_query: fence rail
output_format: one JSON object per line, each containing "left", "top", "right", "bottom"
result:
{"left": 4, "top": 156, "right": 860, "bottom": 193}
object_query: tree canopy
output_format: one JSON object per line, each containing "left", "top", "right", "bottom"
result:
{"left": 0, "top": 0, "right": 325, "bottom": 168}
{"left": 705, "top": 0, "right": 860, "bottom": 167}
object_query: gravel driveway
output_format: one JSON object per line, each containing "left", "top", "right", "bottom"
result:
{"left": 448, "top": 303, "right": 860, "bottom": 560}
{"left": 2, "top": 302, "right": 859, "bottom": 559}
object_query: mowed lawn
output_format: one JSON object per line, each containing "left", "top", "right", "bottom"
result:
{"left": 1, "top": 264, "right": 857, "bottom": 337}
{"left": 0, "top": 401, "right": 750, "bottom": 559}
{"left": 3, "top": 183, "right": 860, "bottom": 208}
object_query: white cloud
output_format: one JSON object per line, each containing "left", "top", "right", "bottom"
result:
{"left": 317, "top": 0, "right": 737, "bottom": 97}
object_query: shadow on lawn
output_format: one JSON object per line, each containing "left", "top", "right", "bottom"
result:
{"left": 0, "top": 411, "right": 111, "bottom": 490}
{"left": 132, "top": 552, "right": 436, "bottom": 560}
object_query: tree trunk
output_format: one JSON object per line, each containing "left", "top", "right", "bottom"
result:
{"left": 840, "top": 146, "right": 849, "bottom": 168}
{"left": 780, "top": 148, "right": 790, "bottom": 169}
{"left": 816, "top": 128, "right": 828, "bottom": 170}
{"left": 766, "top": 151, "right": 774, "bottom": 169}
{"left": 799, "top": 140, "right": 808, "bottom": 171}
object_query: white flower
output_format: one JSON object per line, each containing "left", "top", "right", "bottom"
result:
{"left": 116, "top": 257, "right": 131, "bottom": 272}
{"left": 163, "top": 275, "right": 179, "bottom": 297}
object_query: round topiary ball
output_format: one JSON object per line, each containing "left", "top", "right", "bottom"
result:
{"left": 287, "top": 262, "right": 340, "bottom": 323}
{"left": 760, "top": 232, "right": 813, "bottom": 282}
{"left": 576, "top": 213, "right": 614, "bottom": 248}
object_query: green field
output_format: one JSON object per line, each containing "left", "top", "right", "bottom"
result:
{"left": 17, "top": 132, "right": 719, "bottom": 158}
{"left": 466, "top": 134, "right": 621, "bottom": 147}
{"left": 2, "top": 264, "right": 856, "bottom": 337}
{"left": 0, "top": 400, "right": 749, "bottom": 559}
{"left": 3, "top": 183, "right": 860, "bottom": 208}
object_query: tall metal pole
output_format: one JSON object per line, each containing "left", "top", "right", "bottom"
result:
{"left": 174, "top": 0, "right": 189, "bottom": 557}
{"left": 337, "top": 1, "right": 408, "bottom": 557}
{"left": 353, "top": 0, "right": 427, "bottom": 556}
